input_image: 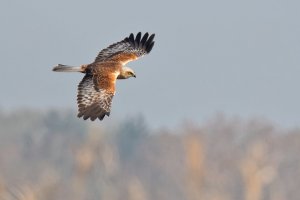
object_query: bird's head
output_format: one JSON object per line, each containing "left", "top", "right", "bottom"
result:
{"left": 118, "top": 66, "right": 136, "bottom": 79}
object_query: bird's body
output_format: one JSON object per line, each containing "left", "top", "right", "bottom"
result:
{"left": 53, "top": 32, "right": 155, "bottom": 121}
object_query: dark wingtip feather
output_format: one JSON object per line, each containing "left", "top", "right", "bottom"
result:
{"left": 127, "top": 32, "right": 155, "bottom": 55}
{"left": 146, "top": 34, "right": 155, "bottom": 46}
{"left": 93, "top": 109, "right": 107, "bottom": 121}
{"left": 129, "top": 33, "right": 134, "bottom": 43}
{"left": 140, "top": 32, "right": 149, "bottom": 46}
{"left": 77, "top": 106, "right": 111, "bottom": 121}
{"left": 146, "top": 41, "right": 155, "bottom": 53}
{"left": 77, "top": 112, "right": 83, "bottom": 118}
{"left": 90, "top": 116, "right": 97, "bottom": 121}
{"left": 98, "top": 114, "right": 105, "bottom": 121}
{"left": 135, "top": 32, "right": 142, "bottom": 47}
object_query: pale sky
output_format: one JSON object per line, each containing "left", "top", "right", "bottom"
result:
{"left": 1, "top": 0, "right": 299, "bottom": 128}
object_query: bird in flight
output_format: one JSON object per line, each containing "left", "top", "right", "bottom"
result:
{"left": 53, "top": 32, "right": 155, "bottom": 121}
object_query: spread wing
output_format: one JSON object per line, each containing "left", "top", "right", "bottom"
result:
{"left": 77, "top": 73, "right": 115, "bottom": 121}
{"left": 94, "top": 32, "right": 155, "bottom": 64}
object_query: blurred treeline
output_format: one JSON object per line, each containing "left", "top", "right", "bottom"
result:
{"left": 0, "top": 109, "right": 299, "bottom": 200}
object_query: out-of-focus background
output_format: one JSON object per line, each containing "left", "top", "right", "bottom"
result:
{"left": 1, "top": 0, "right": 300, "bottom": 199}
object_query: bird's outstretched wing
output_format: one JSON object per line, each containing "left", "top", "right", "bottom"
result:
{"left": 77, "top": 73, "right": 115, "bottom": 121}
{"left": 94, "top": 32, "right": 155, "bottom": 64}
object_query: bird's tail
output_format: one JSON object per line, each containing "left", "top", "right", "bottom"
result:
{"left": 52, "top": 64, "right": 86, "bottom": 72}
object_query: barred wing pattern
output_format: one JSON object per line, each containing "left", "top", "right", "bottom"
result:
{"left": 94, "top": 32, "right": 155, "bottom": 64}
{"left": 77, "top": 74, "right": 114, "bottom": 121}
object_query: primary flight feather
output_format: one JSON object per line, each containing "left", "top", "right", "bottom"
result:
{"left": 53, "top": 32, "right": 155, "bottom": 121}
